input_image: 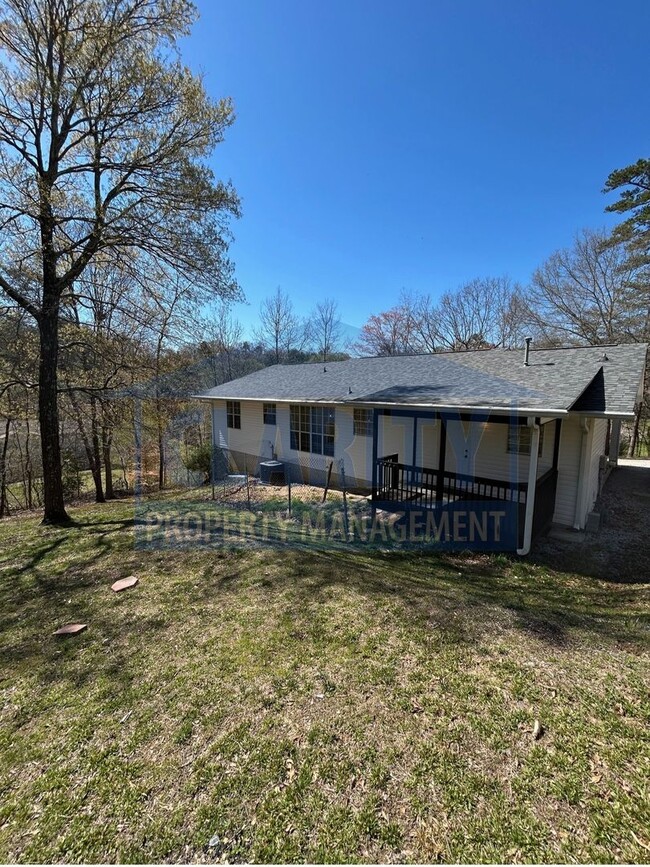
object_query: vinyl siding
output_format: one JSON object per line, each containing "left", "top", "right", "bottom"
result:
{"left": 211, "top": 399, "right": 593, "bottom": 525}
{"left": 444, "top": 420, "right": 554, "bottom": 484}
{"left": 551, "top": 417, "right": 608, "bottom": 529}
{"left": 211, "top": 399, "right": 374, "bottom": 487}
{"left": 586, "top": 418, "right": 608, "bottom": 514}
{"left": 213, "top": 400, "right": 560, "bottom": 489}
{"left": 552, "top": 415, "right": 583, "bottom": 527}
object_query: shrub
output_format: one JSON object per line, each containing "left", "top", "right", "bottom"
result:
{"left": 184, "top": 442, "right": 212, "bottom": 483}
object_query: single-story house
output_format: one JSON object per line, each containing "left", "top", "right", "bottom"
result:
{"left": 197, "top": 342, "right": 647, "bottom": 553}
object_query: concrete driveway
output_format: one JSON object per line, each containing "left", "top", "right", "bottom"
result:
{"left": 533, "top": 459, "right": 650, "bottom": 582}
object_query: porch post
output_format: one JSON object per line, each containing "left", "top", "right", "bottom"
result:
{"left": 371, "top": 408, "right": 379, "bottom": 500}
{"left": 517, "top": 419, "right": 541, "bottom": 555}
{"left": 436, "top": 413, "right": 447, "bottom": 502}
{"left": 412, "top": 415, "right": 418, "bottom": 466}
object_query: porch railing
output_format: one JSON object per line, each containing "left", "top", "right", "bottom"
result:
{"left": 374, "top": 456, "right": 528, "bottom": 508}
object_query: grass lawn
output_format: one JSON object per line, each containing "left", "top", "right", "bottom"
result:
{"left": 0, "top": 497, "right": 649, "bottom": 863}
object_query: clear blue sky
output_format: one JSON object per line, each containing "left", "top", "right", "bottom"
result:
{"left": 181, "top": 0, "right": 650, "bottom": 338}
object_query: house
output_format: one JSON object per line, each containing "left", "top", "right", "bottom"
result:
{"left": 197, "top": 343, "right": 648, "bottom": 553}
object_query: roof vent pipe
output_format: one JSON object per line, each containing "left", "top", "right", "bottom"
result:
{"left": 523, "top": 337, "right": 532, "bottom": 366}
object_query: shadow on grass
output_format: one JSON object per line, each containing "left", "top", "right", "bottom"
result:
{"left": 181, "top": 542, "right": 648, "bottom": 653}
{"left": 1, "top": 499, "right": 648, "bottom": 682}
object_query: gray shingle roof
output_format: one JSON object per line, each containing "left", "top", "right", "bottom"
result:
{"left": 197, "top": 343, "right": 648, "bottom": 417}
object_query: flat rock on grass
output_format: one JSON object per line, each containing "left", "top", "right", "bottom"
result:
{"left": 53, "top": 623, "right": 87, "bottom": 637}
{"left": 111, "top": 576, "right": 139, "bottom": 593}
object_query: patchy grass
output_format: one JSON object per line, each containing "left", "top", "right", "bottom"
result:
{"left": 0, "top": 497, "right": 649, "bottom": 863}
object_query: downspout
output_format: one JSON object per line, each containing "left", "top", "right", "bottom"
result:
{"left": 516, "top": 418, "right": 540, "bottom": 556}
{"left": 573, "top": 417, "right": 591, "bottom": 530}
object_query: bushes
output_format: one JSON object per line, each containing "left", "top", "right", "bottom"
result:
{"left": 183, "top": 442, "right": 212, "bottom": 483}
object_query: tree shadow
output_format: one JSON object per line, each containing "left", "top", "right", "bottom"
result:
{"left": 178, "top": 542, "right": 648, "bottom": 652}
{"left": 1, "top": 502, "right": 647, "bottom": 688}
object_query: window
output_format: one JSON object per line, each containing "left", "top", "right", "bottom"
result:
{"left": 226, "top": 400, "right": 241, "bottom": 429}
{"left": 290, "top": 405, "right": 335, "bottom": 456}
{"left": 353, "top": 408, "right": 373, "bottom": 437}
{"left": 263, "top": 403, "right": 276, "bottom": 425}
{"left": 507, "top": 425, "right": 544, "bottom": 455}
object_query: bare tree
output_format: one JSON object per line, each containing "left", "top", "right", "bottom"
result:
{"left": 354, "top": 280, "right": 523, "bottom": 356}
{"left": 353, "top": 293, "right": 422, "bottom": 356}
{"left": 524, "top": 229, "right": 647, "bottom": 345}
{"left": 431, "top": 277, "right": 521, "bottom": 350}
{"left": 256, "top": 287, "right": 304, "bottom": 363}
{"left": 309, "top": 298, "right": 342, "bottom": 363}
{"left": 198, "top": 302, "right": 244, "bottom": 383}
{"left": 0, "top": 0, "right": 240, "bottom": 523}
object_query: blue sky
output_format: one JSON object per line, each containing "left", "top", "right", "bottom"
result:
{"left": 181, "top": 0, "right": 650, "bottom": 339}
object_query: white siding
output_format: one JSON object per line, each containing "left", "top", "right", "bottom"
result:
{"left": 586, "top": 418, "right": 608, "bottom": 514}
{"left": 211, "top": 399, "right": 594, "bottom": 524}
{"left": 212, "top": 399, "right": 275, "bottom": 464}
{"left": 446, "top": 419, "right": 554, "bottom": 483}
{"left": 211, "top": 399, "right": 377, "bottom": 485}
{"left": 553, "top": 415, "right": 583, "bottom": 527}
{"left": 552, "top": 417, "right": 608, "bottom": 529}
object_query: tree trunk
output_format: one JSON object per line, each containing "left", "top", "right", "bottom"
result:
{"left": 13, "top": 419, "right": 27, "bottom": 509}
{"left": 158, "top": 427, "right": 165, "bottom": 490}
{"left": 0, "top": 416, "right": 11, "bottom": 518}
{"left": 25, "top": 414, "right": 33, "bottom": 510}
{"left": 67, "top": 388, "right": 104, "bottom": 503}
{"left": 38, "top": 309, "right": 69, "bottom": 523}
{"left": 89, "top": 396, "right": 105, "bottom": 503}
{"left": 102, "top": 426, "right": 114, "bottom": 499}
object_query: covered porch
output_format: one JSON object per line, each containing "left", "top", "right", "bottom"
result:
{"left": 369, "top": 407, "right": 562, "bottom": 551}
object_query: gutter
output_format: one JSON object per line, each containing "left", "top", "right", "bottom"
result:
{"left": 516, "top": 418, "right": 541, "bottom": 556}
{"left": 193, "top": 394, "right": 570, "bottom": 417}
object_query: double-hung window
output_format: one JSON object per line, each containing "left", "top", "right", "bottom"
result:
{"left": 353, "top": 408, "right": 373, "bottom": 437}
{"left": 263, "top": 403, "right": 276, "bottom": 425}
{"left": 507, "top": 425, "right": 544, "bottom": 455}
{"left": 290, "top": 405, "right": 335, "bottom": 456}
{"left": 226, "top": 400, "right": 241, "bottom": 430}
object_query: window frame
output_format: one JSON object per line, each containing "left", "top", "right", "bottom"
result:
{"left": 226, "top": 400, "right": 241, "bottom": 430}
{"left": 262, "top": 402, "right": 277, "bottom": 425}
{"left": 353, "top": 407, "right": 373, "bottom": 437}
{"left": 289, "top": 404, "right": 335, "bottom": 456}
{"left": 507, "top": 424, "right": 544, "bottom": 456}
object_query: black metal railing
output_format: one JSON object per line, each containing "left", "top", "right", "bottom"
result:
{"left": 374, "top": 456, "right": 528, "bottom": 508}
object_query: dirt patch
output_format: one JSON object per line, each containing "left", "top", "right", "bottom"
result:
{"left": 533, "top": 463, "right": 650, "bottom": 582}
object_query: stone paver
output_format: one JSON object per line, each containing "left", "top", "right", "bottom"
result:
{"left": 111, "top": 576, "right": 139, "bottom": 592}
{"left": 53, "top": 623, "right": 87, "bottom": 636}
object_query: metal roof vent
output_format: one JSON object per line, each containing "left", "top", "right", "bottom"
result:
{"left": 323, "top": 365, "right": 327, "bottom": 372}
{"left": 602, "top": 352, "right": 609, "bottom": 362}
{"left": 523, "top": 337, "right": 532, "bottom": 366}
{"left": 348, "top": 386, "right": 352, "bottom": 394}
